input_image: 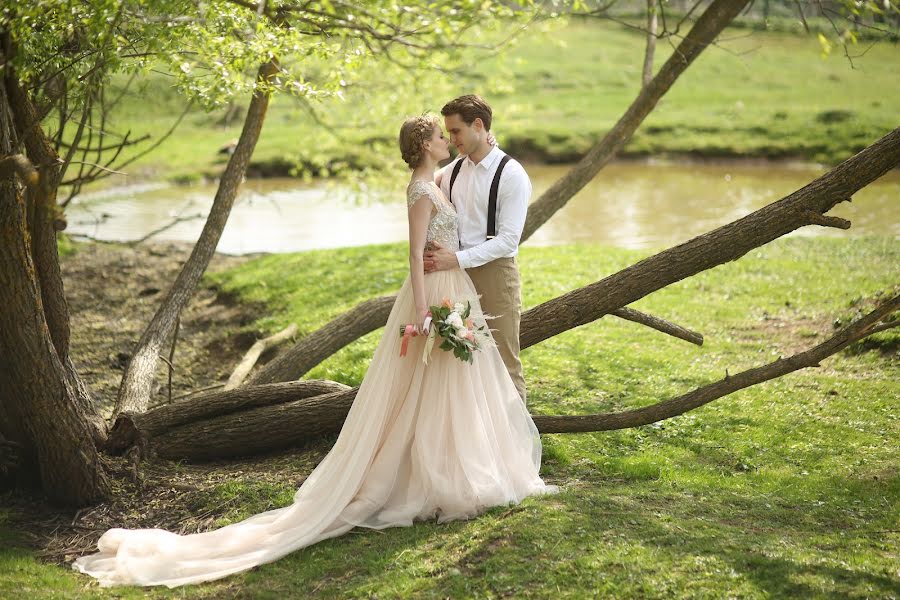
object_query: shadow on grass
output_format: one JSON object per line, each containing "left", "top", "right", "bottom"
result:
{"left": 235, "top": 463, "right": 898, "bottom": 598}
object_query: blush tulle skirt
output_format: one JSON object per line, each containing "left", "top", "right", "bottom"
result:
{"left": 73, "top": 268, "right": 557, "bottom": 587}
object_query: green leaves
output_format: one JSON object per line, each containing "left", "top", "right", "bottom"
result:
{"left": 5, "top": 0, "right": 541, "bottom": 133}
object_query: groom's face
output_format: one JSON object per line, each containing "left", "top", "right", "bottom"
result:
{"left": 444, "top": 113, "right": 482, "bottom": 157}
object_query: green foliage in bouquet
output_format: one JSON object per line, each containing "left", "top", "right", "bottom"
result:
{"left": 429, "top": 300, "right": 490, "bottom": 364}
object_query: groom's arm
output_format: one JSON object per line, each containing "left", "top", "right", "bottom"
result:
{"left": 455, "top": 161, "right": 530, "bottom": 269}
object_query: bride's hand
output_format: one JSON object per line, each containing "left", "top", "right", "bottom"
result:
{"left": 457, "top": 132, "right": 496, "bottom": 158}
{"left": 418, "top": 308, "right": 431, "bottom": 335}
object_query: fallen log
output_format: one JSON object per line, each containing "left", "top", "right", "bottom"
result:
{"left": 249, "top": 302, "right": 703, "bottom": 385}
{"left": 106, "top": 379, "right": 350, "bottom": 452}
{"left": 531, "top": 292, "right": 898, "bottom": 433}
{"left": 150, "top": 290, "right": 897, "bottom": 460}
{"left": 154, "top": 387, "right": 358, "bottom": 460}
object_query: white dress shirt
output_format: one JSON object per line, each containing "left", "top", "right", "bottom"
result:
{"left": 438, "top": 146, "right": 531, "bottom": 269}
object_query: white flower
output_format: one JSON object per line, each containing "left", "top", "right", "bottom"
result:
{"left": 446, "top": 312, "right": 463, "bottom": 328}
{"left": 453, "top": 302, "right": 466, "bottom": 315}
{"left": 455, "top": 325, "right": 469, "bottom": 339}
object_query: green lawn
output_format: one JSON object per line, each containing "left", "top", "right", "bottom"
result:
{"left": 2, "top": 235, "right": 898, "bottom": 598}
{"left": 95, "top": 19, "right": 899, "bottom": 185}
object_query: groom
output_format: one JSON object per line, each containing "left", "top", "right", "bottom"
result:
{"left": 424, "top": 94, "right": 531, "bottom": 403}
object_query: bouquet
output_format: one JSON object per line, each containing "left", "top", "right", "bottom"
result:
{"left": 399, "top": 297, "right": 494, "bottom": 364}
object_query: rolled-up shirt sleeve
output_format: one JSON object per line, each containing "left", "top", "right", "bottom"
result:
{"left": 455, "top": 161, "right": 530, "bottom": 269}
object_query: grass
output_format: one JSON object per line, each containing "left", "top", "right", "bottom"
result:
{"left": 2, "top": 235, "right": 898, "bottom": 597}
{"left": 92, "top": 19, "right": 900, "bottom": 185}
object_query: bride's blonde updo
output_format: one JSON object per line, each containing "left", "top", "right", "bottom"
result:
{"left": 399, "top": 114, "right": 440, "bottom": 169}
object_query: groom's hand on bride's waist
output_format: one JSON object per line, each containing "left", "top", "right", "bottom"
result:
{"left": 423, "top": 242, "right": 459, "bottom": 273}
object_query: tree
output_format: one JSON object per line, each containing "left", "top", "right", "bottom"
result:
{"left": 0, "top": 0, "right": 537, "bottom": 505}
{"left": 1, "top": 0, "right": 895, "bottom": 507}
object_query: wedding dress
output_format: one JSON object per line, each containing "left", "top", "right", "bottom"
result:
{"left": 72, "top": 180, "right": 557, "bottom": 587}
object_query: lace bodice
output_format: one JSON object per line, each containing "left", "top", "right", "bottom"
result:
{"left": 406, "top": 180, "right": 459, "bottom": 251}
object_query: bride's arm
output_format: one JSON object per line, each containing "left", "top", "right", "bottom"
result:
{"left": 408, "top": 194, "right": 434, "bottom": 329}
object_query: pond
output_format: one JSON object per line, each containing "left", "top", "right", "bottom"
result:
{"left": 66, "top": 161, "right": 899, "bottom": 255}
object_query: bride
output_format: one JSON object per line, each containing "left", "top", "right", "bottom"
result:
{"left": 72, "top": 114, "right": 557, "bottom": 588}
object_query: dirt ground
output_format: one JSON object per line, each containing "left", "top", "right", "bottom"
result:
{"left": 4, "top": 240, "right": 334, "bottom": 567}
{"left": 62, "top": 240, "right": 258, "bottom": 413}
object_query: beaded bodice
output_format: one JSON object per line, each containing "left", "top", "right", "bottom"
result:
{"left": 406, "top": 180, "right": 459, "bottom": 251}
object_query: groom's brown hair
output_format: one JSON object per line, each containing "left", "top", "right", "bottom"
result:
{"left": 441, "top": 95, "right": 492, "bottom": 131}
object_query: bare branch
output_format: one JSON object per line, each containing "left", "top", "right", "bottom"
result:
{"left": 612, "top": 307, "right": 704, "bottom": 346}
{"left": 532, "top": 291, "right": 900, "bottom": 433}
{"left": 62, "top": 161, "right": 127, "bottom": 177}
{"left": 127, "top": 212, "right": 206, "bottom": 246}
{"left": 864, "top": 320, "right": 898, "bottom": 337}
{"left": 225, "top": 323, "right": 298, "bottom": 390}
{"left": 804, "top": 209, "right": 851, "bottom": 229}
{"left": 62, "top": 103, "right": 192, "bottom": 189}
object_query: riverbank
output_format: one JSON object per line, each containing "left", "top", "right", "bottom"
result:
{"left": 62, "top": 162, "right": 900, "bottom": 255}
{"left": 99, "top": 19, "right": 899, "bottom": 185}
{"left": 2, "top": 235, "right": 896, "bottom": 597}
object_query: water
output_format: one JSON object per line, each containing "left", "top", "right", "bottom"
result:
{"left": 66, "top": 161, "right": 899, "bottom": 255}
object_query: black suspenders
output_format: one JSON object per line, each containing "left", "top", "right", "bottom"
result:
{"left": 486, "top": 155, "right": 511, "bottom": 239}
{"left": 448, "top": 158, "right": 464, "bottom": 205}
{"left": 448, "top": 154, "right": 512, "bottom": 240}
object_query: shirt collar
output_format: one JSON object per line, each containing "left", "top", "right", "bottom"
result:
{"left": 464, "top": 145, "right": 503, "bottom": 170}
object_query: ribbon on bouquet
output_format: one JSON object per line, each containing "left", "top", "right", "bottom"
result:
{"left": 399, "top": 315, "right": 435, "bottom": 363}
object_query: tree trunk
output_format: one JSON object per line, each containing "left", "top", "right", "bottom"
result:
{"left": 248, "top": 296, "right": 396, "bottom": 385}
{"left": 4, "top": 71, "right": 108, "bottom": 447}
{"left": 0, "top": 171, "right": 110, "bottom": 505}
{"left": 136, "top": 130, "right": 899, "bottom": 460}
{"left": 642, "top": 0, "right": 658, "bottom": 88}
{"left": 521, "top": 0, "right": 751, "bottom": 242}
{"left": 113, "top": 58, "right": 279, "bottom": 418}
{"left": 0, "top": 43, "right": 109, "bottom": 504}
{"left": 7, "top": 75, "right": 70, "bottom": 359}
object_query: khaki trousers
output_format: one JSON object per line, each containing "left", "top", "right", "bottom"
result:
{"left": 465, "top": 257, "right": 526, "bottom": 403}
